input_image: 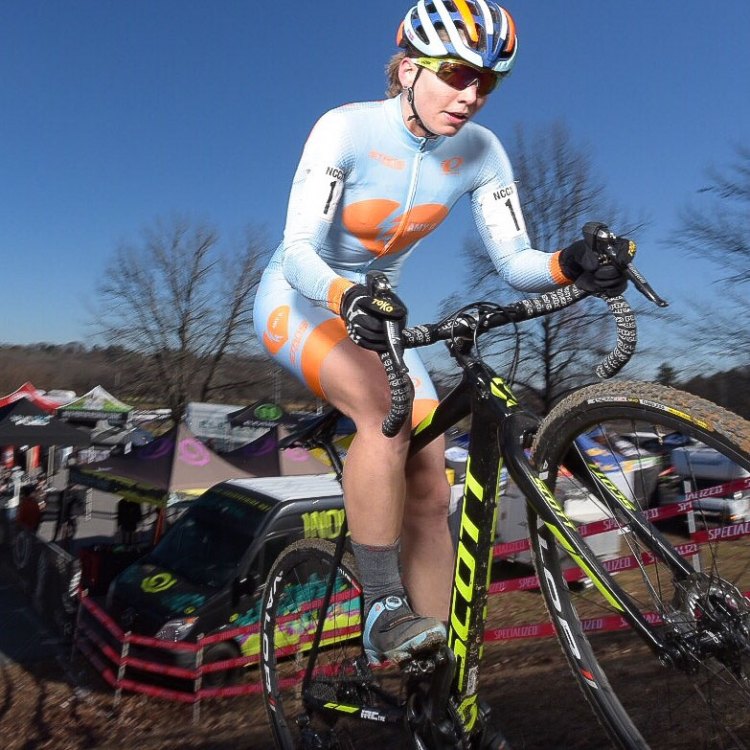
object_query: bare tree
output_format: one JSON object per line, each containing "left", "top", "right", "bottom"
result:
{"left": 444, "top": 122, "right": 642, "bottom": 412}
{"left": 655, "top": 362, "right": 678, "bottom": 387}
{"left": 93, "top": 216, "right": 269, "bottom": 421}
{"left": 681, "top": 145, "right": 750, "bottom": 287}
{"left": 678, "top": 145, "right": 750, "bottom": 359}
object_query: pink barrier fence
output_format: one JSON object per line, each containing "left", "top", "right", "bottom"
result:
{"left": 487, "top": 488, "right": 750, "bottom": 643}
{"left": 73, "top": 592, "right": 264, "bottom": 721}
{"left": 74, "top": 480, "right": 750, "bottom": 718}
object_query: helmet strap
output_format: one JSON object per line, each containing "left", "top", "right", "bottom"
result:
{"left": 404, "top": 68, "right": 438, "bottom": 139}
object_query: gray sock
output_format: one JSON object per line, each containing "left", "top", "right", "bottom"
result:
{"left": 350, "top": 539, "right": 404, "bottom": 614}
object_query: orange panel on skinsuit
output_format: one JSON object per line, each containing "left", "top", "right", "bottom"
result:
{"left": 412, "top": 398, "right": 439, "bottom": 428}
{"left": 262, "top": 305, "right": 290, "bottom": 355}
{"left": 327, "top": 277, "right": 354, "bottom": 314}
{"left": 343, "top": 200, "right": 449, "bottom": 257}
{"left": 300, "top": 317, "right": 348, "bottom": 397}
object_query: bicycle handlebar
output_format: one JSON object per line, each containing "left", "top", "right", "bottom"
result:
{"left": 380, "top": 319, "right": 415, "bottom": 438}
{"left": 372, "top": 227, "right": 667, "bottom": 436}
{"left": 400, "top": 283, "right": 637, "bottom": 373}
{"left": 378, "top": 285, "right": 638, "bottom": 437}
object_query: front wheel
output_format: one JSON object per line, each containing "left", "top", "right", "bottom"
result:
{"left": 529, "top": 381, "right": 750, "bottom": 749}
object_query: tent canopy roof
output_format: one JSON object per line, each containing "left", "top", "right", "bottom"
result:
{"left": 0, "top": 382, "right": 63, "bottom": 413}
{"left": 0, "top": 398, "right": 91, "bottom": 447}
{"left": 70, "top": 422, "right": 253, "bottom": 506}
{"left": 58, "top": 385, "right": 133, "bottom": 414}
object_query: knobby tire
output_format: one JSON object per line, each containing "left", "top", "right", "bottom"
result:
{"left": 529, "top": 381, "right": 750, "bottom": 749}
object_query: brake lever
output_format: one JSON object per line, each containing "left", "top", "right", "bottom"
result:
{"left": 585, "top": 223, "right": 669, "bottom": 309}
{"left": 600, "top": 245, "right": 669, "bottom": 308}
{"left": 623, "top": 261, "right": 668, "bottom": 308}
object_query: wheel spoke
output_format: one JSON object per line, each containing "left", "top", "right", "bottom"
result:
{"left": 531, "top": 381, "right": 750, "bottom": 748}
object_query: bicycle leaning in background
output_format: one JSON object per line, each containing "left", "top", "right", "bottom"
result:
{"left": 259, "top": 225, "right": 750, "bottom": 750}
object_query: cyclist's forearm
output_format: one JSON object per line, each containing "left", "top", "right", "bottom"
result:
{"left": 281, "top": 241, "right": 354, "bottom": 313}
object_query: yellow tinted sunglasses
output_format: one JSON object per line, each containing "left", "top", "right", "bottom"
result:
{"left": 414, "top": 57, "right": 502, "bottom": 96}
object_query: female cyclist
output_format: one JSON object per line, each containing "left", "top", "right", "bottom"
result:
{"left": 253, "top": 0, "right": 627, "bottom": 664}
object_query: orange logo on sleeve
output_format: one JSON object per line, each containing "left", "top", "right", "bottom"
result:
{"left": 263, "top": 305, "right": 290, "bottom": 355}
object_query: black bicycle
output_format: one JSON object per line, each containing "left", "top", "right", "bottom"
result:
{"left": 260, "top": 228, "right": 750, "bottom": 749}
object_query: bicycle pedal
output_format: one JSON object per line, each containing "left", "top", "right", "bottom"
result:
{"left": 404, "top": 656, "right": 438, "bottom": 674}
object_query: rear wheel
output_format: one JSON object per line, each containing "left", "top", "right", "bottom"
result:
{"left": 530, "top": 381, "right": 750, "bottom": 749}
{"left": 261, "top": 539, "right": 387, "bottom": 749}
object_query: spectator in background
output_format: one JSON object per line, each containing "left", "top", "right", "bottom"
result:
{"left": 52, "top": 487, "right": 79, "bottom": 547}
{"left": 0, "top": 468, "right": 11, "bottom": 497}
{"left": 17, "top": 484, "right": 45, "bottom": 533}
{"left": 116, "top": 498, "right": 142, "bottom": 545}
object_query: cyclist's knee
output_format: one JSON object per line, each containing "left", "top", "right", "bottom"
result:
{"left": 405, "top": 470, "right": 451, "bottom": 519}
{"left": 338, "top": 392, "right": 411, "bottom": 443}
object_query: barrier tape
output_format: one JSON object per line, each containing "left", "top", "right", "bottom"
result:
{"left": 76, "top": 607, "right": 265, "bottom": 699}
{"left": 128, "top": 632, "right": 201, "bottom": 652}
{"left": 487, "top": 590, "right": 749, "bottom": 643}
{"left": 692, "top": 520, "right": 750, "bottom": 545}
{"left": 118, "top": 677, "right": 198, "bottom": 704}
{"left": 493, "top": 499, "right": 694, "bottom": 560}
{"left": 78, "top": 622, "right": 122, "bottom": 666}
{"left": 124, "top": 654, "right": 198, "bottom": 680}
{"left": 80, "top": 595, "right": 125, "bottom": 640}
{"left": 74, "top": 488, "right": 750, "bottom": 706}
{"left": 485, "top": 610, "right": 666, "bottom": 643}
{"left": 76, "top": 635, "right": 117, "bottom": 686}
{"left": 489, "top": 539, "right": 702, "bottom": 595}
{"left": 685, "top": 476, "right": 750, "bottom": 501}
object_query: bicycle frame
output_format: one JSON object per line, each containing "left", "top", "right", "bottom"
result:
{"left": 408, "top": 360, "right": 696, "bottom": 731}
{"left": 298, "top": 347, "right": 697, "bottom": 736}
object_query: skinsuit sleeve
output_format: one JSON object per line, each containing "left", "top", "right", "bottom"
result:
{"left": 279, "top": 108, "right": 356, "bottom": 314}
{"left": 470, "top": 131, "right": 571, "bottom": 291}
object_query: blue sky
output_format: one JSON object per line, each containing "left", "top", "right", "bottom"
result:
{"left": 2, "top": 1, "right": 748, "bottom": 376}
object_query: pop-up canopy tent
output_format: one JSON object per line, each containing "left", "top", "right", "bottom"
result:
{"left": 226, "top": 399, "right": 288, "bottom": 429}
{"left": 0, "top": 398, "right": 91, "bottom": 447}
{"left": 69, "top": 422, "right": 253, "bottom": 507}
{"left": 89, "top": 424, "right": 153, "bottom": 448}
{"left": 57, "top": 385, "right": 133, "bottom": 427}
{"left": 0, "top": 382, "right": 64, "bottom": 414}
{"left": 222, "top": 425, "right": 332, "bottom": 476}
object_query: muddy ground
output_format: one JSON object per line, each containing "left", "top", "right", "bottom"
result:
{"left": 0, "top": 631, "right": 615, "bottom": 750}
{"left": 2, "top": 550, "right": 747, "bottom": 750}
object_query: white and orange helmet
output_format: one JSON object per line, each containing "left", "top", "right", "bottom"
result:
{"left": 397, "top": 0, "right": 518, "bottom": 74}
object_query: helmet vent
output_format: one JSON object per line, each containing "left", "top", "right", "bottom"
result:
{"left": 476, "top": 25, "right": 488, "bottom": 53}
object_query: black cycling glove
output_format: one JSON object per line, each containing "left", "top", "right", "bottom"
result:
{"left": 559, "top": 230, "right": 636, "bottom": 296}
{"left": 339, "top": 283, "right": 407, "bottom": 352}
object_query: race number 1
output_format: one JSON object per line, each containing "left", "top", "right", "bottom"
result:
{"left": 490, "top": 183, "right": 526, "bottom": 239}
{"left": 317, "top": 166, "right": 344, "bottom": 222}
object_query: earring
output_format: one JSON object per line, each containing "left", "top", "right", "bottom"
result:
{"left": 405, "top": 86, "right": 414, "bottom": 104}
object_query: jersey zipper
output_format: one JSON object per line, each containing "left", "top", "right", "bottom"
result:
{"left": 377, "top": 138, "right": 427, "bottom": 259}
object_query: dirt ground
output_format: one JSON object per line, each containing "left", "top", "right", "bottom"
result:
{"left": 2, "top": 553, "right": 748, "bottom": 750}
{"left": 0, "top": 633, "right": 611, "bottom": 750}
